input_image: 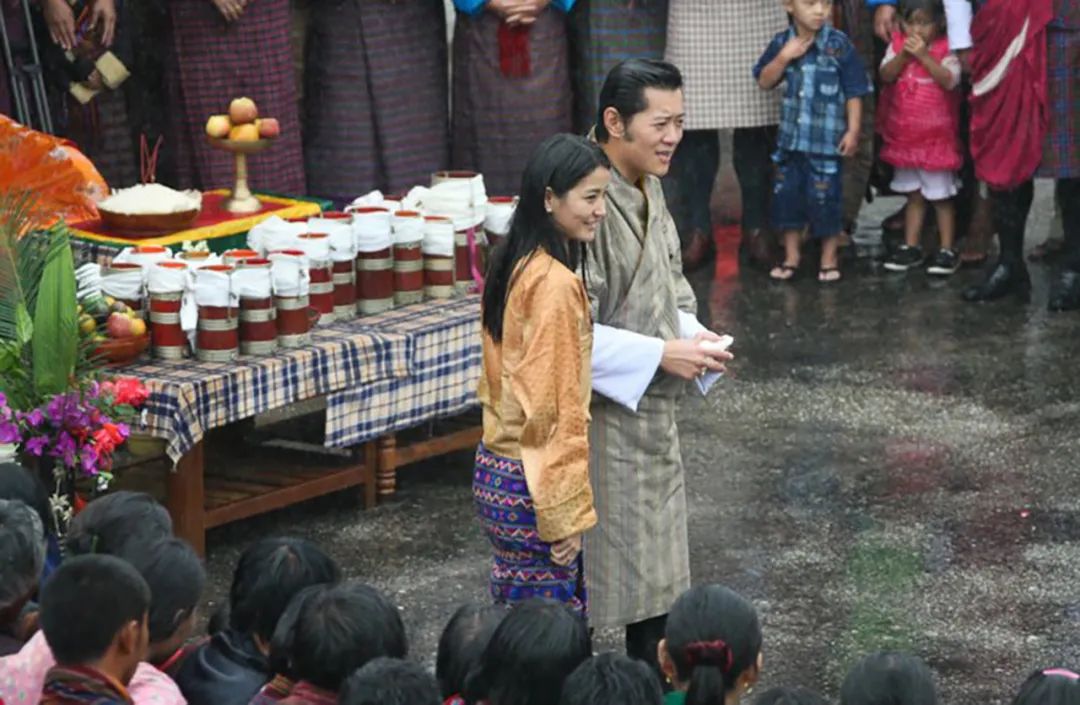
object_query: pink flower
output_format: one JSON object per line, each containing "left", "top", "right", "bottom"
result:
{"left": 112, "top": 378, "right": 148, "bottom": 407}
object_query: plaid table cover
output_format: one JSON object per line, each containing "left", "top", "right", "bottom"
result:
{"left": 325, "top": 296, "right": 482, "bottom": 447}
{"left": 122, "top": 296, "right": 480, "bottom": 464}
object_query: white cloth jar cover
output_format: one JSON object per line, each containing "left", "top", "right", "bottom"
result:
{"left": 352, "top": 208, "right": 393, "bottom": 253}
{"left": 392, "top": 211, "right": 424, "bottom": 245}
{"left": 193, "top": 267, "right": 236, "bottom": 308}
{"left": 485, "top": 197, "right": 517, "bottom": 236}
{"left": 268, "top": 251, "right": 311, "bottom": 297}
{"left": 248, "top": 215, "right": 306, "bottom": 255}
{"left": 422, "top": 217, "right": 455, "bottom": 257}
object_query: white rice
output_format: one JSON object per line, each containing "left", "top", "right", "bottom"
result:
{"left": 98, "top": 184, "right": 202, "bottom": 215}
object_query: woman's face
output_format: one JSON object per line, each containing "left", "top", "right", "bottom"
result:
{"left": 546, "top": 166, "right": 611, "bottom": 243}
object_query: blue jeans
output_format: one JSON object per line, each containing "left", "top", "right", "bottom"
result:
{"left": 771, "top": 150, "right": 843, "bottom": 239}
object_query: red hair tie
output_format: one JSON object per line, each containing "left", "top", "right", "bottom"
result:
{"left": 685, "top": 640, "right": 734, "bottom": 673}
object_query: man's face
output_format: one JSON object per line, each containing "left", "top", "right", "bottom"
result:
{"left": 620, "top": 87, "right": 685, "bottom": 178}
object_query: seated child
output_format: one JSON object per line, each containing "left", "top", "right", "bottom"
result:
{"left": 273, "top": 582, "right": 407, "bottom": 705}
{"left": 0, "top": 499, "right": 45, "bottom": 655}
{"left": 659, "top": 584, "right": 762, "bottom": 705}
{"left": 171, "top": 537, "right": 340, "bottom": 705}
{"left": 436, "top": 604, "right": 506, "bottom": 705}
{"left": 0, "top": 494, "right": 186, "bottom": 705}
{"left": 464, "top": 599, "right": 591, "bottom": 705}
{"left": 1011, "top": 669, "right": 1080, "bottom": 705}
{"left": 38, "top": 554, "right": 150, "bottom": 705}
{"left": 339, "top": 658, "right": 441, "bottom": 705}
{"left": 840, "top": 652, "right": 938, "bottom": 705}
{"left": 559, "top": 653, "right": 663, "bottom": 705}
{"left": 0, "top": 462, "right": 61, "bottom": 584}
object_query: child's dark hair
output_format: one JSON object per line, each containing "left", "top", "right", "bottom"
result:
{"left": 899, "top": 0, "right": 946, "bottom": 29}
{"left": 559, "top": 652, "right": 663, "bottom": 705}
{"left": 0, "top": 463, "right": 52, "bottom": 536}
{"left": 339, "top": 658, "right": 441, "bottom": 705}
{"left": 756, "top": 687, "right": 829, "bottom": 705}
{"left": 664, "top": 584, "right": 762, "bottom": 705}
{"left": 117, "top": 537, "right": 205, "bottom": 645}
{"left": 1011, "top": 670, "right": 1080, "bottom": 705}
{"left": 278, "top": 582, "right": 407, "bottom": 692}
{"left": 464, "top": 598, "right": 591, "bottom": 705}
{"left": 39, "top": 554, "right": 150, "bottom": 665}
{"left": 228, "top": 536, "right": 340, "bottom": 643}
{"left": 65, "top": 491, "right": 172, "bottom": 558}
{"left": 436, "top": 603, "right": 507, "bottom": 699}
{"left": 840, "top": 652, "right": 938, "bottom": 705}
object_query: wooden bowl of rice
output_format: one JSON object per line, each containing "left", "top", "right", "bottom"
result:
{"left": 97, "top": 184, "right": 202, "bottom": 235}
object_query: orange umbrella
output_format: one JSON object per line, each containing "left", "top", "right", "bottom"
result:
{"left": 0, "top": 115, "right": 108, "bottom": 230}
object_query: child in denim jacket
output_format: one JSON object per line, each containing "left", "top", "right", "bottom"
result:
{"left": 754, "top": 0, "right": 871, "bottom": 283}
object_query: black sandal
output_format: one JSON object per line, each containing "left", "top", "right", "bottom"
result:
{"left": 770, "top": 264, "right": 799, "bottom": 281}
{"left": 818, "top": 266, "right": 842, "bottom": 283}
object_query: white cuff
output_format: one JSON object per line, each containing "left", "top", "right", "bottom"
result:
{"left": 677, "top": 310, "right": 722, "bottom": 396}
{"left": 592, "top": 324, "right": 664, "bottom": 412}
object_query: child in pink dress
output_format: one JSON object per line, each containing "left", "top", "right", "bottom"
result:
{"left": 879, "top": 0, "right": 964, "bottom": 276}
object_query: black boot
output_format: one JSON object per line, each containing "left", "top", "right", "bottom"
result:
{"left": 962, "top": 260, "right": 1031, "bottom": 302}
{"left": 1050, "top": 179, "right": 1080, "bottom": 312}
{"left": 962, "top": 182, "right": 1034, "bottom": 304}
{"left": 1048, "top": 270, "right": 1080, "bottom": 311}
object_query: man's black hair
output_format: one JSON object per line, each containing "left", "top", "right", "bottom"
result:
{"left": 840, "top": 652, "right": 938, "bottom": 705}
{"left": 65, "top": 491, "right": 172, "bottom": 558}
{"left": 118, "top": 537, "right": 205, "bottom": 644}
{"left": 756, "top": 687, "right": 830, "bottom": 705}
{"left": 436, "top": 603, "right": 506, "bottom": 699}
{"left": 0, "top": 462, "right": 52, "bottom": 535}
{"left": 559, "top": 653, "right": 663, "bottom": 705}
{"left": 595, "top": 59, "right": 683, "bottom": 142}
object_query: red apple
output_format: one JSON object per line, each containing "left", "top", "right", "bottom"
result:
{"left": 228, "top": 97, "right": 259, "bottom": 125}
{"left": 229, "top": 124, "right": 260, "bottom": 142}
{"left": 256, "top": 117, "right": 280, "bottom": 139}
{"left": 107, "top": 312, "right": 133, "bottom": 339}
{"left": 205, "top": 114, "right": 231, "bottom": 139}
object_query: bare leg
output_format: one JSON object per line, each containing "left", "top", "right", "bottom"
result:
{"left": 904, "top": 191, "right": 926, "bottom": 248}
{"left": 819, "top": 235, "right": 841, "bottom": 281}
{"left": 934, "top": 199, "right": 956, "bottom": 251}
{"left": 769, "top": 230, "right": 802, "bottom": 280}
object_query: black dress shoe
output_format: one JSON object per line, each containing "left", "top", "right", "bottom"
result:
{"left": 961, "top": 261, "right": 1031, "bottom": 303}
{"left": 740, "top": 228, "right": 776, "bottom": 270}
{"left": 1048, "top": 269, "right": 1080, "bottom": 312}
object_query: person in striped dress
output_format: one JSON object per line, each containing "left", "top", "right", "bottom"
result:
{"left": 302, "top": 0, "right": 449, "bottom": 203}
{"left": 568, "top": 0, "right": 668, "bottom": 133}
{"left": 165, "top": 0, "right": 305, "bottom": 194}
{"left": 451, "top": 0, "right": 576, "bottom": 196}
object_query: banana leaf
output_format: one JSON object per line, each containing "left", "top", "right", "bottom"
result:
{"left": 0, "top": 192, "right": 67, "bottom": 344}
{"left": 32, "top": 234, "right": 78, "bottom": 397}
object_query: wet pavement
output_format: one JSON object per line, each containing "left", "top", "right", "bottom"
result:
{"left": 197, "top": 180, "right": 1080, "bottom": 705}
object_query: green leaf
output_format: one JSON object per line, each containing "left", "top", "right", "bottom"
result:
{"left": 15, "top": 303, "right": 32, "bottom": 345}
{"left": 32, "top": 235, "right": 78, "bottom": 397}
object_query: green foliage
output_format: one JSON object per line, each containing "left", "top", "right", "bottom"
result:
{"left": 0, "top": 191, "right": 82, "bottom": 409}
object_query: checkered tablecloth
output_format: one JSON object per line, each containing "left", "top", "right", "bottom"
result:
{"left": 122, "top": 296, "right": 481, "bottom": 464}
{"left": 325, "top": 298, "right": 482, "bottom": 448}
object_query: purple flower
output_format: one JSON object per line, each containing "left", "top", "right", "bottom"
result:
{"left": 50, "top": 431, "right": 78, "bottom": 467}
{"left": 0, "top": 421, "right": 20, "bottom": 444}
{"left": 80, "top": 447, "right": 99, "bottom": 475}
{"left": 24, "top": 436, "right": 49, "bottom": 456}
{"left": 18, "top": 408, "right": 45, "bottom": 428}
{"left": 116, "top": 423, "right": 130, "bottom": 440}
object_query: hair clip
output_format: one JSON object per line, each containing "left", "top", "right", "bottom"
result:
{"left": 1043, "top": 670, "right": 1080, "bottom": 681}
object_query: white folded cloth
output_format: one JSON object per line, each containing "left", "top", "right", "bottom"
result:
{"left": 101, "top": 266, "right": 143, "bottom": 301}
{"left": 392, "top": 212, "right": 424, "bottom": 245}
{"left": 269, "top": 251, "right": 310, "bottom": 297}
{"left": 248, "top": 215, "right": 306, "bottom": 255}
{"left": 296, "top": 233, "right": 332, "bottom": 263}
{"left": 422, "top": 217, "right": 455, "bottom": 257}
{"left": 193, "top": 267, "right": 236, "bottom": 307}
{"left": 147, "top": 262, "right": 191, "bottom": 295}
{"left": 231, "top": 265, "right": 273, "bottom": 299}
{"left": 352, "top": 208, "right": 393, "bottom": 253}
{"left": 485, "top": 198, "right": 517, "bottom": 236}
{"left": 347, "top": 190, "right": 385, "bottom": 209}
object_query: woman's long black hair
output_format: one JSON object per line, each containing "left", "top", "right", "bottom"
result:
{"left": 481, "top": 133, "right": 610, "bottom": 343}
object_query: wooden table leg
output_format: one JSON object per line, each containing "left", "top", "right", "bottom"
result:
{"left": 376, "top": 435, "right": 397, "bottom": 497}
{"left": 361, "top": 441, "right": 377, "bottom": 509}
{"left": 166, "top": 440, "right": 206, "bottom": 557}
